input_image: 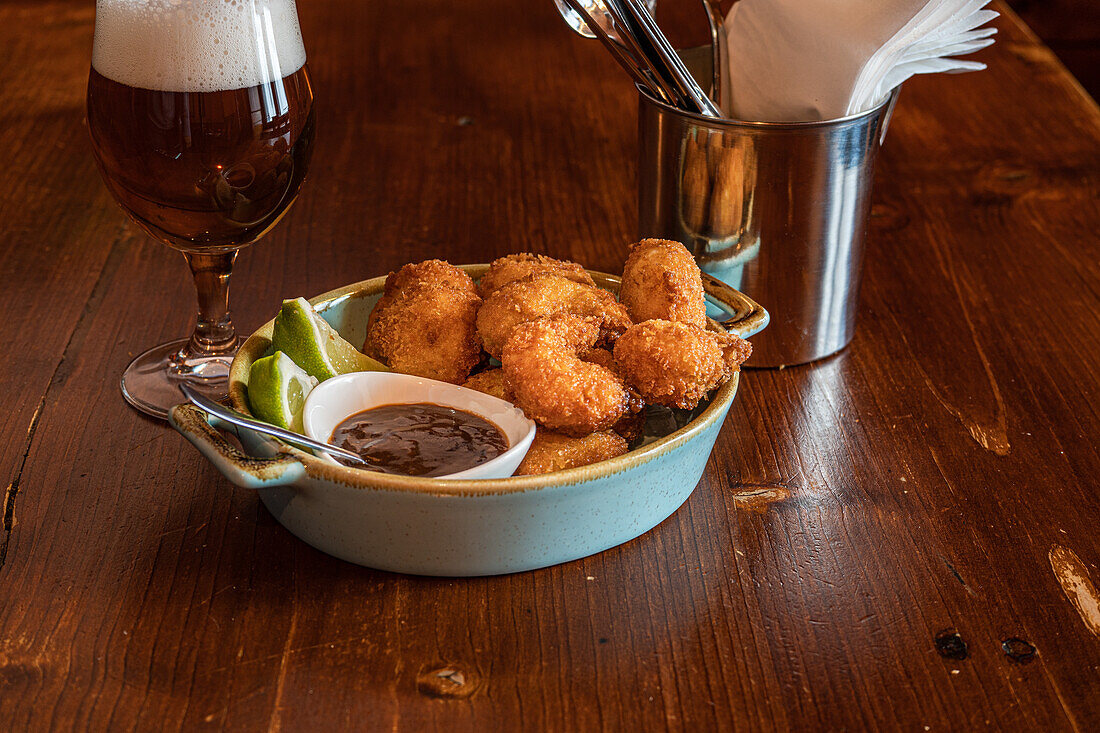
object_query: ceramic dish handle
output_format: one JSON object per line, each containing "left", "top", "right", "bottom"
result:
{"left": 168, "top": 404, "right": 306, "bottom": 489}
{"left": 702, "top": 272, "right": 770, "bottom": 338}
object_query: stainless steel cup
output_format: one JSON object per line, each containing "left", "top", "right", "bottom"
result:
{"left": 637, "top": 89, "right": 896, "bottom": 367}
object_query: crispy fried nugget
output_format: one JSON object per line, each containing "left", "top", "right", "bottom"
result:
{"left": 610, "top": 408, "right": 646, "bottom": 444}
{"left": 477, "top": 273, "right": 632, "bottom": 359}
{"left": 613, "top": 320, "right": 751, "bottom": 409}
{"left": 369, "top": 260, "right": 475, "bottom": 338}
{"left": 461, "top": 368, "right": 513, "bottom": 402}
{"left": 720, "top": 331, "right": 753, "bottom": 368}
{"left": 502, "top": 315, "right": 631, "bottom": 436}
{"left": 580, "top": 347, "right": 646, "bottom": 438}
{"left": 579, "top": 347, "right": 614, "bottom": 370}
{"left": 515, "top": 429, "right": 628, "bottom": 475}
{"left": 384, "top": 259, "right": 477, "bottom": 297}
{"left": 478, "top": 253, "right": 596, "bottom": 298}
{"left": 620, "top": 239, "right": 706, "bottom": 328}
{"left": 365, "top": 262, "right": 483, "bottom": 384}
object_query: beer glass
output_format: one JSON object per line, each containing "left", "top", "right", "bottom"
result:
{"left": 87, "top": 0, "right": 314, "bottom": 417}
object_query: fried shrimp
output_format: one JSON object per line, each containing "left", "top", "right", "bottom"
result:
{"left": 580, "top": 347, "right": 646, "bottom": 436}
{"left": 619, "top": 239, "right": 707, "bottom": 328}
{"left": 610, "top": 408, "right": 646, "bottom": 444}
{"left": 613, "top": 320, "right": 751, "bottom": 409}
{"left": 579, "top": 347, "right": 614, "bottom": 370}
{"left": 369, "top": 260, "right": 476, "bottom": 344}
{"left": 384, "top": 259, "right": 477, "bottom": 297}
{"left": 478, "top": 253, "right": 596, "bottom": 298}
{"left": 477, "top": 273, "right": 632, "bottom": 359}
{"left": 365, "top": 267, "right": 483, "bottom": 384}
{"left": 515, "top": 429, "right": 628, "bottom": 475}
{"left": 461, "top": 368, "right": 513, "bottom": 402}
{"left": 502, "top": 315, "right": 632, "bottom": 436}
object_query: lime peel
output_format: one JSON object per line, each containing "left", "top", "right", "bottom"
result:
{"left": 248, "top": 351, "right": 318, "bottom": 433}
{"left": 271, "top": 297, "right": 388, "bottom": 381}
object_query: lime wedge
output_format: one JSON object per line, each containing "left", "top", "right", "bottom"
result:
{"left": 271, "top": 297, "right": 388, "bottom": 381}
{"left": 248, "top": 351, "right": 318, "bottom": 433}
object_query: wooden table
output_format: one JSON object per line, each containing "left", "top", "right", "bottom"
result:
{"left": 2, "top": 1, "right": 1098, "bottom": 729}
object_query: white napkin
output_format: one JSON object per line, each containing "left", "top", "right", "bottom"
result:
{"left": 723, "top": 0, "right": 997, "bottom": 122}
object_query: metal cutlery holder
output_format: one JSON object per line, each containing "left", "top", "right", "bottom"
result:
{"left": 637, "top": 87, "right": 897, "bottom": 367}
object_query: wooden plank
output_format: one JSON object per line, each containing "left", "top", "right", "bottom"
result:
{"left": 0, "top": 0, "right": 1098, "bottom": 730}
{"left": 0, "top": 1, "right": 129, "bottom": 567}
{"left": 1005, "top": 0, "right": 1100, "bottom": 97}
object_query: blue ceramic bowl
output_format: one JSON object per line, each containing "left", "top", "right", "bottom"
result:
{"left": 169, "top": 266, "right": 768, "bottom": 576}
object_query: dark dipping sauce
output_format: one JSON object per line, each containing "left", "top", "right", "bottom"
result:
{"left": 330, "top": 402, "right": 509, "bottom": 477}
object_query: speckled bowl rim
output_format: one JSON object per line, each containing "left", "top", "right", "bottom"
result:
{"left": 227, "top": 265, "right": 744, "bottom": 496}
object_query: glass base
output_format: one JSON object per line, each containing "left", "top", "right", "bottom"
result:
{"left": 120, "top": 338, "right": 234, "bottom": 419}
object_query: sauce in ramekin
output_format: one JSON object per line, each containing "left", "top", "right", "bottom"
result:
{"left": 330, "top": 402, "right": 508, "bottom": 477}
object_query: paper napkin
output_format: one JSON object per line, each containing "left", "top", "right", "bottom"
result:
{"left": 723, "top": 0, "right": 997, "bottom": 121}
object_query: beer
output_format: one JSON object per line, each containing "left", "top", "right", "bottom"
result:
{"left": 87, "top": 0, "right": 313, "bottom": 252}
{"left": 88, "top": 0, "right": 317, "bottom": 417}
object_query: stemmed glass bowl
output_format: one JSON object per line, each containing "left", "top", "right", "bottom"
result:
{"left": 87, "top": 0, "right": 314, "bottom": 417}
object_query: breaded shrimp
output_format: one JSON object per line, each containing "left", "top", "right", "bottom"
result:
{"left": 477, "top": 273, "right": 632, "bottom": 359}
{"left": 619, "top": 239, "right": 707, "bottom": 328}
{"left": 580, "top": 347, "right": 647, "bottom": 433}
{"left": 384, "top": 259, "right": 477, "bottom": 297}
{"left": 478, "top": 253, "right": 596, "bottom": 298}
{"left": 461, "top": 368, "right": 513, "bottom": 402}
{"left": 514, "top": 429, "right": 628, "bottom": 475}
{"left": 502, "top": 315, "right": 632, "bottom": 436}
{"left": 365, "top": 280, "right": 483, "bottom": 384}
{"left": 367, "top": 260, "right": 476, "bottom": 356}
{"left": 610, "top": 408, "right": 646, "bottom": 444}
{"left": 613, "top": 320, "right": 751, "bottom": 409}
{"left": 579, "top": 347, "right": 615, "bottom": 370}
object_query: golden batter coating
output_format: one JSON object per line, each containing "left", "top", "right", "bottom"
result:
{"left": 514, "top": 429, "right": 629, "bottom": 475}
{"left": 477, "top": 273, "right": 632, "bottom": 359}
{"left": 619, "top": 239, "right": 706, "bottom": 328}
{"left": 610, "top": 408, "right": 646, "bottom": 444}
{"left": 579, "top": 347, "right": 614, "bottom": 370}
{"left": 365, "top": 280, "right": 483, "bottom": 384}
{"left": 368, "top": 260, "right": 476, "bottom": 354}
{"left": 613, "top": 320, "right": 751, "bottom": 409}
{"left": 580, "top": 347, "right": 646, "bottom": 420}
{"left": 383, "top": 259, "right": 477, "bottom": 297}
{"left": 461, "top": 368, "right": 513, "bottom": 402}
{"left": 502, "top": 315, "right": 631, "bottom": 436}
{"left": 478, "top": 253, "right": 596, "bottom": 298}
{"left": 720, "top": 331, "right": 754, "bottom": 369}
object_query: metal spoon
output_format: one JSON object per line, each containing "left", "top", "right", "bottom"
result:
{"left": 557, "top": 0, "right": 680, "bottom": 106}
{"left": 610, "top": 0, "right": 722, "bottom": 117}
{"left": 554, "top": 0, "right": 613, "bottom": 40}
{"left": 556, "top": 0, "right": 722, "bottom": 116}
{"left": 178, "top": 382, "right": 368, "bottom": 465}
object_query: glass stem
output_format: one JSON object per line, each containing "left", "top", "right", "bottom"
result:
{"left": 174, "top": 250, "right": 239, "bottom": 367}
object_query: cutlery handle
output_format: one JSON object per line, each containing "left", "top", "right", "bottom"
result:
{"left": 178, "top": 382, "right": 365, "bottom": 464}
{"left": 559, "top": 0, "right": 679, "bottom": 107}
{"left": 612, "top": 0, "right": 722, "bottom": 117}
{"left": 169, "top": 403, "right": 307, "bottom": 489}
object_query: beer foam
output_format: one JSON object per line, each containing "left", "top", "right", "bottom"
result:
{"left": 92, "top": 0, "right": 306, "bottom": 92}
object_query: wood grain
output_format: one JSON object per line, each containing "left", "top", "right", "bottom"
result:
{"left": 1, "top": 1, "right": 1099, "bottom": 730}
{"left": 1006, "top": 0, "right": 1100, "bottom": 97}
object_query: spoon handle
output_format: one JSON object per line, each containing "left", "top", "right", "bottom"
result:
{"left": 559, "top": 0, "right": 679, "bottom": 106}
{"left": 178, "top": 383, "right": 367, "bottom": 465}
{"left": 612, "top": 0, "right": 723, "bottom": 117}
